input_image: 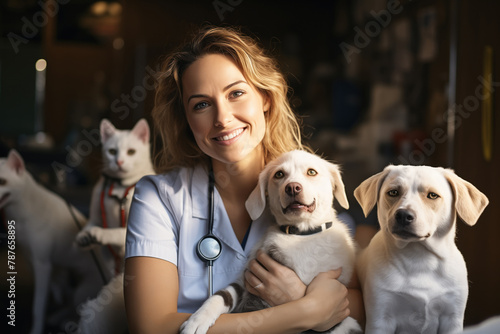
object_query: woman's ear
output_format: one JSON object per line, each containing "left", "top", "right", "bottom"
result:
{"left": 262, "top": 91, "right": 271, "bottom": 113}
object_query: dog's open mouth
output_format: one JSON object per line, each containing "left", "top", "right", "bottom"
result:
{"left": 283, "top": 199, "right": 316, "bottom": 214}
{"left": 0, "top": 192, "right": 11, "bottom": 208}
{"left": 392, "top": 228, "right": 431, "bottom": 240}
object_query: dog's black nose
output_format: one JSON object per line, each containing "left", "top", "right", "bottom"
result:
{"left": 395, "top": 209, "right": 415, "bottom": 226}
{"left": 285, "top": 182, "right": 302, "bottom": 196}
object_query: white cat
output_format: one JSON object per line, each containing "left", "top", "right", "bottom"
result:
{"left": 75, "top": 118, "right": 155, "bottom": 334}
{"left": 76, "top": 118, "right": 155, "bottom": 274}
{"left": 0, "top": 149, "right": 105, "bottom": 334}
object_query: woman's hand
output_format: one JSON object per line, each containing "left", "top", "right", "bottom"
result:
{"left": 303, "top": 269, "right": 350, "bottom": 332}
{"left": 244, "top": 250, "right": 306, "bottom": 306}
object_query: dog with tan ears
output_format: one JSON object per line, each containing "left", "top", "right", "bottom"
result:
{"left": 354, "top": 165, "right": 489, "bottom": 334}
{"left": 181, "top": 150, "right": 361, "bottom": 334}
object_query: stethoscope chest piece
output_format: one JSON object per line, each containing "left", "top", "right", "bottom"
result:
{"left": 197, "top": 233, "right": 222, "bottom": 262}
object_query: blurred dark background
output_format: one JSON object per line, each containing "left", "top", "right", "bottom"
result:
{"left": 1, "top": 0, "right": 499, "bottom": 332}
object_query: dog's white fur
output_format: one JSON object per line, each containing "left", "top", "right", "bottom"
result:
{"left": 181, "top": 150, "right": 361, "bottom": 334}
{"left": 0, "top": 150, "right": 105, "bottom": 334}
{"left": 355, "top": 165, "right": 489, "bottom": 334}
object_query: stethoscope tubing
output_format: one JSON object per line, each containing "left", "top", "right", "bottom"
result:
{"left": 196, "top": 165, "right": 222, "bottom": 297}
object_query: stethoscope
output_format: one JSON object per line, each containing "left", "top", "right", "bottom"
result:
{"left": 196, "top": 166, "right": 222, "bottom": 297}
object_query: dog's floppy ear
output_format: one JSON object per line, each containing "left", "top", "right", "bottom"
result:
{"left": 7, "top": 149, "right": 26, "bottom": 175}
{"left": 354, "top": 167, "right": 391, "bottom": 217}
{"left": 245, "top": 168, "right": 270, "bottom": 220}
{"left": 444, "top": 169, "right": 489, "bottom": 226}
{"left": 327, "top": 162, "right": 349, "bottom": 209}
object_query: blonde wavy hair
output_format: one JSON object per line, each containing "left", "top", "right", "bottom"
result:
{"left": 152, "top": 26, "right": 308, "bottom": 172}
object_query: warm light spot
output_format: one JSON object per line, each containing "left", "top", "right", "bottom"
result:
{"left": 35, "top": 59, "right": 47, "bottom": 71}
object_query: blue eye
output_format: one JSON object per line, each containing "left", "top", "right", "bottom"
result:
{"left": 194, "top": 101, "right": 209, "bottom": 110}
{"left": 230, "top": 90, "right": 244, "bottom": 99}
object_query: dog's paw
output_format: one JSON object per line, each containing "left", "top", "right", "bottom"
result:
{"left": 76, "top": 227, "right": 103, "bottom": 248}
{"left": 330, "top": 316, "right": 362, "bottom": 334}
{"left": 180, "top": 311, "right": 216, "bottom": 334}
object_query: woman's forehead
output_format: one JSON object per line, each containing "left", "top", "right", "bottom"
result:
{"left": 182, "top": 54, "right": 245, "bottom": 92}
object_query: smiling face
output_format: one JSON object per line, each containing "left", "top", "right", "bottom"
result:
{"left": 182, "top": 53, "right": 269, "bottom": 166}
{"left": 378, "top": 166, "right": 454, "bottom": 243}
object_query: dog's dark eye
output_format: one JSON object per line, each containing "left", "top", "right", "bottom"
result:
{"left": 108, "top": 148, "right": 117, "bottom": 155}
{"left": 307, "top": 169, "right": 317, "bottom": 176}
{"left": 274, "top": 170, "right": 285, "bottom": 179}
{"left": 0, "top": 178, "right": 6, "bottom": 185}
{"left": 427, "top": 192, "right": 440, "bottom": 199}
{"left": 387, "top": 189, "right": 399, "bottom": 197}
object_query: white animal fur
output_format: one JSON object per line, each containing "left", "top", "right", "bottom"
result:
{"left": 75, "top": 118, "right": 155, "bottom": 334}
{"left": 0, "top": 150, "right": 105, "bottom": 334}
{"left": 355, "top": 165, "right": 489, "bottom": 334}
{"left": 181, "top": 150, "right": 362, "bottom": 334}
{"left": 76, "top": 118, "right": 154, "bottom": 263}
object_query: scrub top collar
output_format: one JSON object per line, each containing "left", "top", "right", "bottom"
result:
{"left": 190, "top": 164, "right": 270, "bottom": 258}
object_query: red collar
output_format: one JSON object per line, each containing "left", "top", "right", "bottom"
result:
{"left": 100, "top": 176, "right": 136, "bottom": 228}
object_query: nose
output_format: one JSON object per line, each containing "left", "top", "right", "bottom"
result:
{"left": 395, "top": 209, "right": 416, "bottom": 226}
{"left": 285, "top": 182, "right": 302, "bottom": 197}
{"left": 214, "top": 102, "right": 234, "bottom": 127}
{"left": 117, "top": 159, "right": 124, "bottom": 166}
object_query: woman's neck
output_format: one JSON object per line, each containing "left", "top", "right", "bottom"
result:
{"left": 211, "top": 154, "right": 264, "bottom": 204}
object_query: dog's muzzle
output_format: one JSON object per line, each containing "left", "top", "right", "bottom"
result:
{"left": 391, "top": 209, "right": 427, "bottom": 239}
{"left": 395, "top": 209, "right": 416, "bottom": 227}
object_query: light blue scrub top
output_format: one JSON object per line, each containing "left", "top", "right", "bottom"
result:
{"left": 125, "top": 165, "right": 270, "bottom": 313}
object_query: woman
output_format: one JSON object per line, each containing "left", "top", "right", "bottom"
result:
{"left": 124, "top": 26, "right": 364, "bottom": 333}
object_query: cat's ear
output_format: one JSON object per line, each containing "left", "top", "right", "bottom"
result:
{"left": 7, "top": 149, "right": 25, "bottom": 175}
{"left": 100, "top": 119, "right": 116, "bottom": 143}
{"left": 131, "top": 119, "right": 150, "bottom": 144}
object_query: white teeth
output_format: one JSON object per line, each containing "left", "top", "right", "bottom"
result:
{"left": 217, "top": 128, "right": 243, "bottom": 141}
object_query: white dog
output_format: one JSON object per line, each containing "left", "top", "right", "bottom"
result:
{"left": 354, "top": 165, "right": 489, "bottom": 334}
{"left": 181, "top": 150, "right": 361, "bottom": 334}
{"left": 0, "top": 149, "right": 105, "bottom": 334}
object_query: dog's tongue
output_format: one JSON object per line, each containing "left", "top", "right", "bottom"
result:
{"left": 288, "top": 202, "right": 307, "bottom": 210}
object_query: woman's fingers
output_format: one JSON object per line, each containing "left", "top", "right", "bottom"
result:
{"left": 245, "top": 250, "right": 307, "bottom": 306}
{"left": 305, "top": 270, "right": 350, "bottom": 332}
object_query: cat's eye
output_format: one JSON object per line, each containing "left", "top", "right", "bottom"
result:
{"left": 388, "top": 189, "right": 399, "bottom": 197}
{"left": 127, "top": 149, "right": 136, "bottom": 156}
{"left": 0, "top": 178, "right": 6, "bottom": 185}
{"left": 427, "top": 192, "right": 440, "bottom": 200}
{"left": 274, "top": 170, "right": 285, "bottom": 179}
{"left": 108, "top": 148, "right": 117, "bottom": 155}
{"left": 307, "top": 169, "right": 317, "bottom": 176}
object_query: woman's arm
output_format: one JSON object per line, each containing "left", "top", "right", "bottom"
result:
{"left": 124, "top": 256, "right": 350, "bottom": 334}
{"left": 124, "top": 257, "right": 189, "bottom": 334}
{"left": 244, "top": 251, "right": 365, "bottom": 327}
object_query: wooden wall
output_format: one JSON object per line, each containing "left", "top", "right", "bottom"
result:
{"left": 453, "top": 0, "right": 500, "bottom": 325}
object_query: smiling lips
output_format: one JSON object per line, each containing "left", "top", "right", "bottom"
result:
{"left": 214, "top": 128, "right": 244, "bottom": 142}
